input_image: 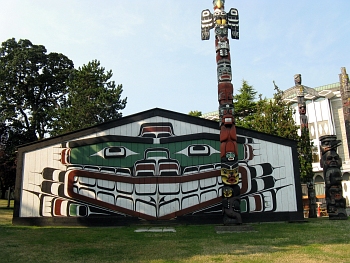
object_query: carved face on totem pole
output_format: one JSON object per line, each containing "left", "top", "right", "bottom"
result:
{"left": 299, "top": 102, "right": 306, "bottom": 115}
{"left": 294, "top": 74, "right": 302, "bottom": 86}
{"left": 219, "top": 104, "right": 234, "bottom": 126}
{"left": 319, "top": 135, "right": 342, "bottom": 168}
{"left": 320, "top": 136, "right": 341, "bottom": 155}
{"left": 217, "top": 64, "right": 232, "bottom": 82}
{"left": 222, "top": 186, "right": 232, "bottom": 198}
{"left": 324, "top": 151, "right": 342, "bottom": 169}
{"left": 221, "top": 167, "right": 239, "bottom": 185}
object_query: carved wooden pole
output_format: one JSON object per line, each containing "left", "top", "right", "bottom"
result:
{"left": 295, "top": 74, "right": 307, "bottom": 129}
{"left": 319, "top": 135, "right": 347, "bottom": 220}
{"left": 295, "top": 74, "right": 317, "bottom": 218}
{"left": 201, "top": 0, "right": 242, "bottom": 224}
{"left": 339, "top": 67, "right": 350, "bottom": 158}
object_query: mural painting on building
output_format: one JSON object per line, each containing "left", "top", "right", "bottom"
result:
{"left": 319, "top": 135, "right": 347, "bottom": 219}
{"left": 13, "top": 109, "right": 303, "bottom": 225}
{"left": 201, "top": 0, "right": 242, "bottom": 224}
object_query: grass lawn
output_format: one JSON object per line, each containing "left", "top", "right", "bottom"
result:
{"left": 1, "top": 199, "right": 350, "bottom": 263}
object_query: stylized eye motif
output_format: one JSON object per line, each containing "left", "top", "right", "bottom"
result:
{"left": 176, "top": 144, "right": 220, "bottom": 157}
{"left": 91, "top": 146, "right": 138, "bottom": 159}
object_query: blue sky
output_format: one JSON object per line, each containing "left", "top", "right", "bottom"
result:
{"left": 1, "top": 1, "right": 350, "bottom": 116}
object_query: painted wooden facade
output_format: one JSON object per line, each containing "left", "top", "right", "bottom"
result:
{"left": 13, "top": 108, "right": 303, "bottom": 225}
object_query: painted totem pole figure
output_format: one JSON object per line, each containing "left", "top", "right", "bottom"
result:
{"left": 295, "top": 74, "right": 307, "bottom": 129}
{"left": 295, "top": 74, "right": 317, "bottom": 218}
{"left": 319, "top": 135, "right": 347, "bottom": 220}
{"left": 201, "top": 0, "right": 241, "bottom": 224}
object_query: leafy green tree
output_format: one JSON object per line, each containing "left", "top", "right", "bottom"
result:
{"left": 250, "top": 82, "right": 313, "bottom": 199}
{"left": 250, "top": 83, "right": 298, "bottom": 141}
{"left": 188, "top": 110, "right": 202, "bottom": 117}
{"left": 0, "top": 38, "right": 74, "bottom": 141}
{"left": 50, "top": 60, "right": 127, "bottom": 135}
{"left": 298, "top": 127, "right": 314, "bottom": 183}
{"left": 0, "top": 123, "right": 29, "bottom": 198}
{"left": 233, "top": 80, "right": 258, "bottom": 129}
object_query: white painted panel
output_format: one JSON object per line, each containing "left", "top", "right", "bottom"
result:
{"left": 270, "top": 142, "right": 278, "bottom": 173}
{"left": 135, "top": 184, "right": 157, "bottom": 194}
{"left": 275, "top": 188, "right": 284, "bottom": 212}
{"left": 259, "top": 140, "right": 268, "bottom": 164}
{"left": 52, "top": 170, "right": 61, "bottom": 182}
{"left": 263, "top": 191, "right": 274, "bottom": 212}
{"left": 116, "top": 196, "right": 134, "bottom": 210}
{"left": 200, "top": 177, "right": 217, "bottom": 189}
{"left": 42, "top": 196, "right": 54, "bottom": 216}
{"left": 181, "top": 195, "right": 199, "bottom": 209}
{"left": 51, "top": 183, "right": 61, "bottom": 196}
{"left": 79, "top": 188, "right": 96, "bottom": 199}
{"left": 97, "top": 179, "right": 115, "bottom": 190}
{"left": 61, "top": 201, "right": 68, "bottom": 216}
{"left": 200, "top": 190, "right": 217, "bottom": 202}
{"left": 158, "top": 197, "right": 180, "bottom": 217}
{"left": 135, "top": 200, "right": 156, "bottom": 217}
{"left": 248, "top": 196, "right": 256, "bottom": 211}
{"left": 116, "top": 182, "right": 134, "bottom": 194}
{"left": 158, "top": 183, "right": 180, "bottom": 194}
{"left": 182, "top": 181, "right": 199, "bottom": 194}
{"left": 126, "top": 122, "right": 134, "bottom": 138}
{"left": 97, "top": 192, "right": 115, "bottom": 205}
{"left": 79, "top": 177, "right": 96, "bottom": 186}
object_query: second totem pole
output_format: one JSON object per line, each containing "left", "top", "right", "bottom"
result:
{"left": 201, "top": 0, "right": 242, "bottom": 224}
{"left": 294, "top": 74, "right": 317, "bottom": 218}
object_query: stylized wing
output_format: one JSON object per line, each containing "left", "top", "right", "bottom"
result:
{"left": 201, "top": 9, "right": 214, "bottom": 40}
{"left": 227, "top": 8, "right": 239, "bottom": 40}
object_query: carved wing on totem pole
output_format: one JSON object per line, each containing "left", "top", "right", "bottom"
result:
{"left": 201, "top": 8, "right": 239, "bottom": 41}
{"left": 201, "top": 9, "right": 214, "bottom": 40}
{"left": 227, "top": 8, "right": 239, "bottom": 40}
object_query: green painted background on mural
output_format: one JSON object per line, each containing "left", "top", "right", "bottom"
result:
{"left": 69, "top": 139, "right": 245, "bottom": 168}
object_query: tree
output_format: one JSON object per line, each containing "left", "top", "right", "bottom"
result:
{"left": 298, "top": 128, "right": 314, "bottom": 182}
{"left": 249, "top": 82, "right": 299, "bottom": 141}
{"left": 0, "top": 122, "right": 29, "bottom": 198}
{"left": 233, "top": 80, "right": 258, "bottom": 129}
{"left": 188, "top": 110, "right": 202, "bottom": 117}
{"left": 50, "top": 60, "right": 127, "bottom": 135}
{"left": 0, "top": 38, "right": 74, "bottom": 141}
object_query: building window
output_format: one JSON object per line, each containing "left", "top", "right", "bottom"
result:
{"left": 312, "top": 146, "right": 319, "bottom": 163}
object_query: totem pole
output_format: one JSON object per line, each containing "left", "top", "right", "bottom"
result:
{"left": 201, "top": 0, "right": 241, "bottom": 224}
{"left": 319, "top": 135, "right": 347, "bottom": 220}
{"left": 295, "top": 74, "right": 307, "bottom": 129}
{"left": 295, "top": 74, "right": 317, "bottom": 218}
{"left": 339, "top": 67, "right": 350, "bottom": 158}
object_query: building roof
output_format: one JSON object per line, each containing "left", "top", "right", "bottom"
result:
{"left": 282, "top": 82, "right": 341, "bottom": 103}
{"left": 202, "top": 81, "right": 342, "bottom": 120}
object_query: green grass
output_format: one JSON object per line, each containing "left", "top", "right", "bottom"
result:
{"left": 1, "top": 199, "right": 350, "bottom": 263}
